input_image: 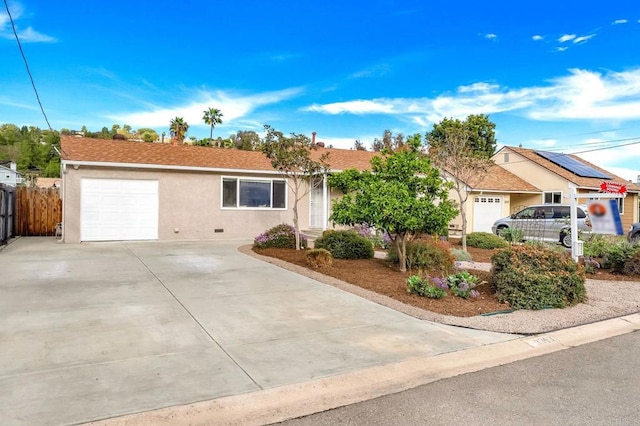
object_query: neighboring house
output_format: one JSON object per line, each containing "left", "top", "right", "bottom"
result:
{"left": 0, "top": 162, "right": 24, "bottom": 187}
{"left": 493, "top": 146, "right": 640, "bottom": 231}
{"left": 60, "top": 135, "right": 376, "bottom": 243}
{"left": 445, "top": 163, "right": 542, "bottom": 234}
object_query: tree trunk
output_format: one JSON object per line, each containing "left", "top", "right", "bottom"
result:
{"left": 396, "top": 234, "right": 408, "bottom": 273}
{"left": 293, "top": 198, "right": 301, "bottom": 250}
{"left": 460, "top": 204, "right": 468, "bottom": 251}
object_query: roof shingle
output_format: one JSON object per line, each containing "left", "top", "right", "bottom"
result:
{"left": 61, "top": 135, "right": 377, "bottom": 172}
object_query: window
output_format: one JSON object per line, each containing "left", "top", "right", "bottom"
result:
{"left": 618, "top": 197, "right": 625, "bottom": 215}
{"left": 543, "top": 192, "right": 562, "bottom": 204}
{"left": 222, "top": 177, "right": 286, "bottom": 209}
{"left": 503, "top": 153, "right": 509, "bottom": 163}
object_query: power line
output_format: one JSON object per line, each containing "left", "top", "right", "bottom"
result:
{"left": 4, "top": 0, "right": 52, "bottom": 131}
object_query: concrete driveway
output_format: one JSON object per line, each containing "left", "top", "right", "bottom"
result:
{"left": 0, "top": 238, "right": 516, "bottom": 425}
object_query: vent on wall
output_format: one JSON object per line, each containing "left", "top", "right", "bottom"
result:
{"left": 214, "top": 228, "right": 224, "bottom": 233}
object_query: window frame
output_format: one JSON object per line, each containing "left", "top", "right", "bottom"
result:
{"left": 543, "top": 191, "right": 562, "bottom": 204}
{"left": 220, "top": 176, "right": 288, "bottom": 210}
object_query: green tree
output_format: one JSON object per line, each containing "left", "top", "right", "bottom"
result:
{"left": 329, "top": 135, "right": 458, "bottom": 272}
{"left": 136, "top": 128, "right": 159, "bottom": 142}
{"left": 371, "top": 130, "right": 405, "bottom": 152}
{"left": 261, "top": 125, "right": 329, "bottom": 250}
{"left": 233, "top": 130, "right": 261, "bottom": 150}
{"left": 427, "top": 125, "right": 494, "bottom": 251}
{"left": 426, "top": 114, "right": 497, "bottom": 158}
{"left": 353, "top": 139, "right": 366, "bottom": 151}
{"left": 202, "top": 108, "right": 223, "bottom": 140}
{"left": 169, "top": 117, "right": 189, "bottom": 144}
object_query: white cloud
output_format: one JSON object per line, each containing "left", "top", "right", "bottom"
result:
{"left": 529, "top": 139, "right": 557, "bottom": 148}
{"left": 0, "top": 2, "right": 56, "bottom": 43}
{"left": 350, "top": 64, "right": 390, "bottom": 79}
{"left": 573, "top": 34, "right": 596, "bottom": 44}
{"left": 558, "top": 34, "right": 576, "bottom": 42}
{"left": 556, "top": 46, "right": 569, "bottom": 52}
{"left": 112, "top": 87, "right": 303, "bottom": 128}
{"left": 528, "top": 68, "right": 640, "bottom": 120}
{"left": 484, "top": 33, "right": 497, "bottom": 40}
{"left": 612, "top": 19, "right": 628, "bottom": 25}
{"left": 532, "top": 35, "right": 543, "bottom": 41}
{"left": 305, "top": 67, "right": 640, "bottom": 127}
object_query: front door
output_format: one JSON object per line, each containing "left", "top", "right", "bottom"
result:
{"left": 309, "top": 177, "right": 324, "bottom": 229}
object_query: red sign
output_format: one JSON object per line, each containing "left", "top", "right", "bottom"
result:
{"left": 600, "top": 182, "right": 627, "bottom": 194}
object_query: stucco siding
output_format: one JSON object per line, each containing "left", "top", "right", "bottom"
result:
{"left": 62, "top": 166, "right": 309, "bottom": 243}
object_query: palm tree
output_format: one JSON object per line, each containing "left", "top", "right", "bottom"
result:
{"left": 202, "top": 108, "right": 223, "bottom": 140}
{"left": 169, "top": 117, "right": 188, "bottom": 144}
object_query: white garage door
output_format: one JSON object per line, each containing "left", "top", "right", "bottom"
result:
{"left": 473, "top": 196, "right": 502, "bottom": 233}
{"left": 81, "top": 179, "right": 158, "bottom": 241}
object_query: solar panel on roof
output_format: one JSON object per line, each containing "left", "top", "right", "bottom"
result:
{"left": 535, "top": 151, "right": 611, "bottom": 179}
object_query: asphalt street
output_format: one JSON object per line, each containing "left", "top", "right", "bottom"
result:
{"left": 280, "top": 330, "right": 640, "bottom": 426}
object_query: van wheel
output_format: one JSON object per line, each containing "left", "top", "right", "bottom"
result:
{"left": 496, "top": 226, "right": 508, "bottom": 237}
{"left": 561, "top": 232, "right": 572, "bottom": 248}
{"left": 631, "top": 233, "right": 640, "bottom": 244}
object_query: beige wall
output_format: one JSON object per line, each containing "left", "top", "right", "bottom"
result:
{"left": 62, "top": 166, "right": 313, "bottom": 243}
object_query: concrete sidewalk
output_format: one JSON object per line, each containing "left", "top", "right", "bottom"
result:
{"left": 0, "top": 238, "right": 517, "bottom": 426}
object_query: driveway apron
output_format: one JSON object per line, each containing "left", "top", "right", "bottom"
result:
{"left": 0, "top": 238, "right": 517, "bottom": 425}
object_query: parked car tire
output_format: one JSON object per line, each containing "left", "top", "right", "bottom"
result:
{"left": 495, "top": 225, "right": 508, "bottom": 237}
{"left": 630, "top": 232, "right": 640, "bottom": 244}
{"left": 560, "top": 229, "right": 572, "bottom": 248}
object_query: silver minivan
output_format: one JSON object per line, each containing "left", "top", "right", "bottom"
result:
{"left": 491, "top": 204, "right": 590, "bottom": 247}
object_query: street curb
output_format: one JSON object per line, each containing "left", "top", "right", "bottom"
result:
{"left": 87, "top": 314, "right": 640, "bottom": 426}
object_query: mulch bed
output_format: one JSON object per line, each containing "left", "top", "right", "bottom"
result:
{"left": 254, "top": 244, "right": 639, "bottom": 318}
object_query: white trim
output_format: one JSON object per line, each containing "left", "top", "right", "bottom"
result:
{"left": 322, "top": 174, "right": 328, "bottom": 230}
{"left": 61, "top": 159, "right": 282, "bottom": 176}
{"left": 220, "top": 175, "right": 288, "bottom": 210}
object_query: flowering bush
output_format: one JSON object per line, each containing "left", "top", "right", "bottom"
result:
{"left": 254, "top": 224, "right": 307, "bottom": 249}
{"left": 446, "top": 271, "right": 480, "bottom": 299}
{"left": 406, "top": 275, "right": 447, "bottom": 299}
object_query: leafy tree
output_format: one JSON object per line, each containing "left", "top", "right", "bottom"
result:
{"left": 427, "top": 125, "right": 494, "bottom": 250}
{"left": 169, "top": 117, "right": 189, "bottom": 144}
{"left": 426, "top": 114, "right": 497, "bottom": 158}
{"left": 353, "top": 139, "right": 366, "bottom": 151}
{"left": 202, "top": 107, "right": 223, "bottom": 140}
{"left": 135, "top": 128, "right": 158, "bottom": 142}
{"left": 233, "top": 130, "right": 261, "bottom": 150}
{"left": 371, "top": 130, "right": 405, "bottom": 152}
{"left": 261, "top": 125, "right": 329, "bottom": 250}
{"left": 329, "top": 134, "right": 458, "bottom": 272}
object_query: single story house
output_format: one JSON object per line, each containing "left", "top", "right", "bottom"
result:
{"left": 59, "top": 135, "right": 376, "bottom": 242}
{"left": 0, "top": 162, "right": 24, "bottom": 187}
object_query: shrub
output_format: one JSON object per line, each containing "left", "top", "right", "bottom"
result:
{"left": 466, "top": 232, "right": 509, "bottom": 249}
{"left": 305, "top": 248, "right": 333, "bottom": 268}
{"left": 491, "top": 244, "right": 586, "bottom": 309}
{"left": 313, "top": 230, "right": 374, "bottom": 259}
{"left": 254, "top": 224, "right": 307, "bottom": 249}
{"left": 603, "top": 242, "right": 640, "bottom": 273}
{"left": 406, "top": 275, "right": 447, "bottom": 299}
{"left": 623, "top": 252, "right": 640, "bottom": 276}
{"left": 446, "top": 271, "right": 480, "bottom": 299}
{"left": 451, "top": 248, "right": 472, "bottom": 261}
{"left": 583, "top": 234, "right": 620, "bottom": 258}
{"left": 387, "top": 237, "right": 455, "bottom": 274}
{"left": 500, "top": 228, "right": 524, "bottom": 244}
{"left": 350, "top": 224, "right": 388, "bottom": 249}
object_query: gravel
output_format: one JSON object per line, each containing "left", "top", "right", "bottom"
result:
{"left": 241, "top": 245, "right": 640, "bottom": 335}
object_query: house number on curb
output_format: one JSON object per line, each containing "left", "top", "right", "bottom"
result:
{"left": 525, "top": 336, "right": 557, "bottom": 348}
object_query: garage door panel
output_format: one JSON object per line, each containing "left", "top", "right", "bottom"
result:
{"left": 473, "top": 196, "right": 502, "bottom": 233}
{"left": 81, "top": 179, "right": 158, "bottom": 241}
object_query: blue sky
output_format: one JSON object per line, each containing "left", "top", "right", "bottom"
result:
{"left": 2, "top": 0, "right": 640, "bottom": 181}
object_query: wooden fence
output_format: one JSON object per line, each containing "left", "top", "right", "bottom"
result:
{"left": 14, "top": 186, "right": 62, "bottom": 236}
